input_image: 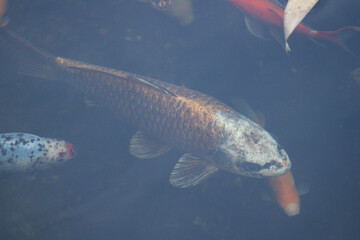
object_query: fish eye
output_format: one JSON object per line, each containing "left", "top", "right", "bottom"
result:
{"left": 238, "top": 162, "right": 262, "bottom": 172}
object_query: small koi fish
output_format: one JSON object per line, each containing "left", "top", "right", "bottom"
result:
{"left": 228, "top": 0, "right": 360, "bottom": 57}
{"left": 0, "top": 132, "right": 76, "bottom": 172}
{"left": 284, "top": 0, "right": 319, "bottom": 51}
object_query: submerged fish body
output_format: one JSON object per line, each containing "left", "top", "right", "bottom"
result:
{"left": 228, "top": 0, "right": 360, "bottom": 57}
{"left": 0, "top": 30, "right": 291, "bottom": 187}
{"left": 0, "top": 132, "right": 76, "bottom": 172}
{"left": 267, "top": 171, "right": 300, "bottom": 216}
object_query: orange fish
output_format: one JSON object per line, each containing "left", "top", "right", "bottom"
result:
{"left": 0, "top": 0, "right": 8, "bottom": 27}
{"left": 267, "top": 171, "right": 300, "bottom": 216}
{"left": 228, "top": 0, "right": 360, "bottom": 57}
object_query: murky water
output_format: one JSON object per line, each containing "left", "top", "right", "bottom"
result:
{"left": 0, "top": 0, "right": 360, "bottom": 239}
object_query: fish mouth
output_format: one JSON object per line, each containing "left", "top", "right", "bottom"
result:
{"left": 260, "top": 159, "right": 291, "bottom": 177}
{"left": 239, "top": 159, "right": 291, "bottom": 178}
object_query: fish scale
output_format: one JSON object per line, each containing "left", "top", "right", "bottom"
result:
{"left": 55, "top": 57, "right": 225, "bottom": 156}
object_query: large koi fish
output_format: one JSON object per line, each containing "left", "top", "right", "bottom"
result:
{"left": 0, "top": 30, "right": 291, "bottom": 188}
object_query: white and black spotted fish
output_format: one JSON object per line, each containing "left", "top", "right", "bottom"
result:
{"left": 0, "top": 132, "right": 76, "bottom": 172}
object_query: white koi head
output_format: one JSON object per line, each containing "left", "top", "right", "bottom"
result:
{"left": 211, "top": 112, "right": 291, "bottom": 178}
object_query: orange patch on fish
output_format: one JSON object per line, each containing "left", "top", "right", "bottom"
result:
{"left": 267, "top": 171, "right": 300, "bottom": 216}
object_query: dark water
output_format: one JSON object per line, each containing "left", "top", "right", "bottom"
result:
{"left": 0, "top": 0, "right": 359, "bottom": 239}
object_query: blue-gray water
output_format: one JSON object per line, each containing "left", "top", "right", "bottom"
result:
{"left": 0, "top": 0, "right": 360, "bottom": 239}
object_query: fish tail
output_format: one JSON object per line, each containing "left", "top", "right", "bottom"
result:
{"left": 0, "top": 30, "right": 58, "bottom": 80}
{"left": 319, "top": 26, "right": 360, "bottom": 58}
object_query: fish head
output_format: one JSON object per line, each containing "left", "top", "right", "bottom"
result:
{"left": 211, "top": 112, "right": 291, "bottom": 178}
{"left": 37, "top": 139, "right": 77, "bottom": 169}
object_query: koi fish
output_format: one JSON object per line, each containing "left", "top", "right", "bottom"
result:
{"left": 228, "top": 0, "right": 360, "bottom": 57}
{"left": 0, "top": 30, "right": 291, "bottom": 188}
{"left": 0, "top": 0, "right": 8, "bottom": 27}
{"left": 267, "top": 171, "right": 299, "bottom": 216}
{"left": 0, "top": 132, "right": 76, "bottom": 172}
{"left": 284, "top": 0, "right": 319, "bottom": 51}
{"left": 230, "top": 97, "right": 301, "bottom": 216}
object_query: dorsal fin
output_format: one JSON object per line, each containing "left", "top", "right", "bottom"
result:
{"left": 133, "top": 75, "right": 176, "bottom": 96}
{"left": 59, "top": 58, "right": 176, "bottom": 97}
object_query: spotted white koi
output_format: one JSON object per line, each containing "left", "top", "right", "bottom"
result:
{"left": 0, "top": 132, "right": 76, "bottom": 172}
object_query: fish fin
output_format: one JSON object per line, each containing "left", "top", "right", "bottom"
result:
{"left": 307, "top": 36, "right": 327, "bottom": 48}
{"left": 321, "top": 26, "right": 360, "bottom": 59}
{"left": 0, "top": 17, "right": 9, "bottom": 28}
{"left": 244, "top": 16, "right": 268, "bottom": 40}
{"left": 283, "top": 0, "right": 319, "bottom": 48}
{"left": 133, "top": 75, "right": 176, "bottom": 96}
{"left": 129, "top": 131, "right": 173, "bottom": 159}
{"left": 169, "top": 153, "right": 218, "bottom": 188}
{"left": 261, "top": 190, "right": 275, "bottom": 202}
{"left": 268, "top": 7, "right": 284, "bottom": 20}
{"left": 230, "top": 97, "right": 266, "bottom": 127}
{"left": 0, "top": 30, "right": 58, "bottom": 80}
{"left": 296, "top": 182, "right": 310, "bottom": 196}
{"left": 269, "top": 0, "right": 286, "bottom": 9}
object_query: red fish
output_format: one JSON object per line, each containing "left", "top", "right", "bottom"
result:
{"left": 228, "top": 0, "right": 360, "bottom": 57}
{"left": 267, "top": 171, "right": 300, "bottom": 216}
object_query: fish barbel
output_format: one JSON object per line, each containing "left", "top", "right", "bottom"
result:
{"left": 0, "top": 30, "right": 291, "bottom": 188}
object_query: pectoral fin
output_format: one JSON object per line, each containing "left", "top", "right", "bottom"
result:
{"left": 244, "top": 16, "right": 268, "bottom": 40}
{"left": 169, "top": 153, "right": 218, "bottom": 188}
{"left": 129, "top": 131, "right": 173, "bottom": 159}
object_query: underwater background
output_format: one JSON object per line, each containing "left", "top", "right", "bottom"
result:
{"left": 0, "top": 0, "right": 359, "bottom": 239}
